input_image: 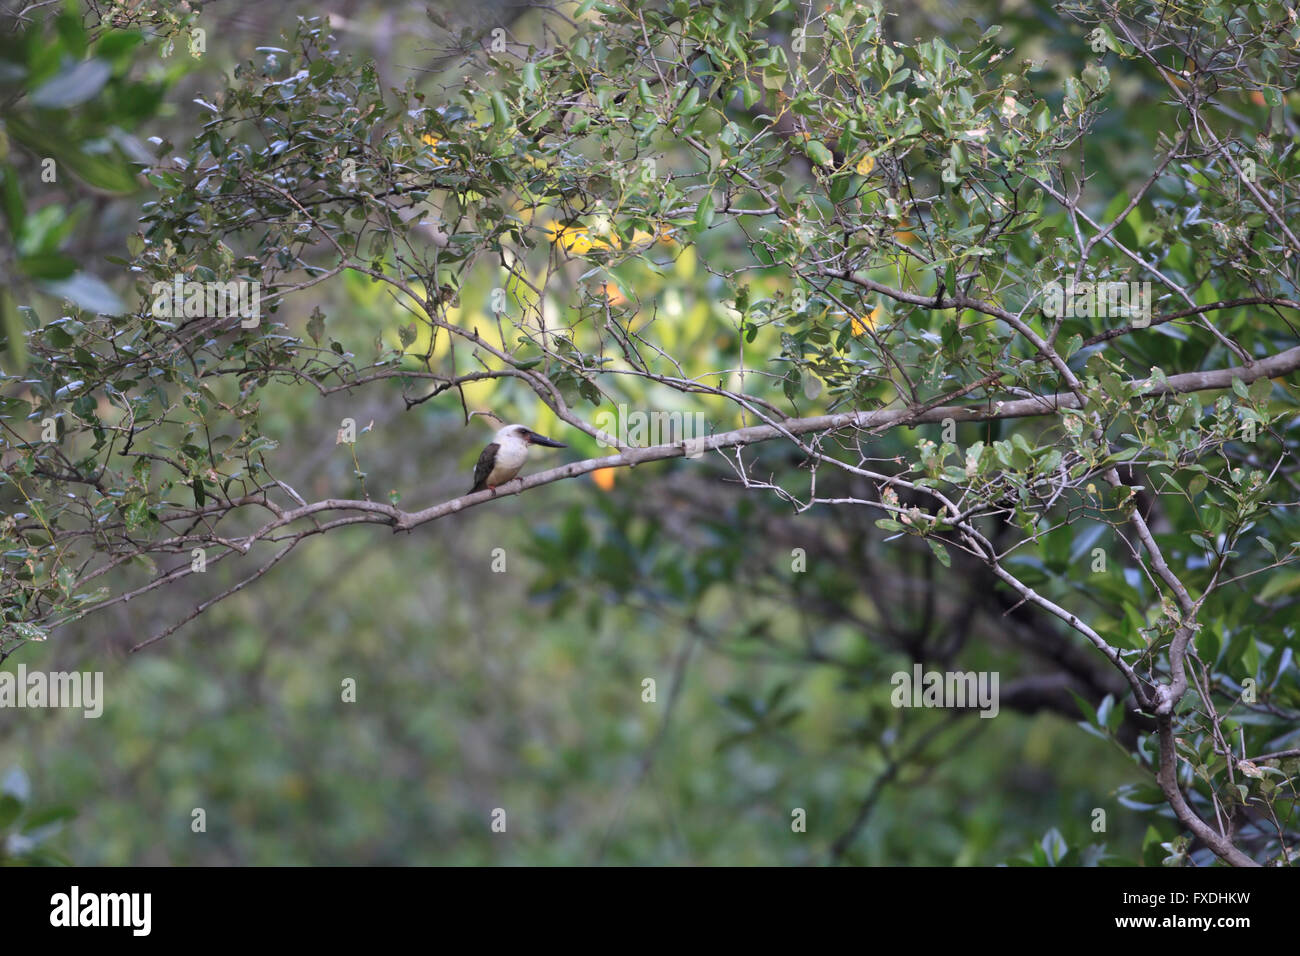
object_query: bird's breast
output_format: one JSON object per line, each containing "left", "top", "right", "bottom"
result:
{"left": 495, "top": 440, "right": 528, "bottom": 470}
{"left": 487, "top": 439, "right": 529, "bottom": 485}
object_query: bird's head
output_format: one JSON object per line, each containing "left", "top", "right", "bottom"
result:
{"left": 470, "top": 410, "right": 566, "bottom": 448}
{"left": 498, "top": 423, "right": 566, "bottom": 448}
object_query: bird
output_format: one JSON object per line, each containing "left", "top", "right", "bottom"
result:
{"left": 468, "top": 417, "right": 567, "bottom": 494}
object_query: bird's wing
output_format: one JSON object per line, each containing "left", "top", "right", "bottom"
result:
{"left": 470, "top": 443, "right": 499, "bottom": 493}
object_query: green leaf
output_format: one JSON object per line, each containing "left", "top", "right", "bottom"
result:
{"left": 491, "top": 92, "right": 511, "bottom": 130}
{"left": 1068, "top": 689, "right": 1098, "bottom": 727}
{"left": 673, "top": 85, "right": 700, "bottom": 120}
{"left": 1030, "top": 101, "right": 1050, "bottom": 134}
{"left": 1241, "top": 635, "right": 1259, "bottom": 678}
{"left": 1196, "top": 622, "right": 1222, "bottom": 666}
{"left": 805, "top": 140, "right": 834, "bottom": 167}
{"left": 694, "top": 190, "right": 714, "bottom": 232}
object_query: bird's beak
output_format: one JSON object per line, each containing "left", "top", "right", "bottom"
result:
{"left": 527, "top": 431, "right": 566, "bottom": 448}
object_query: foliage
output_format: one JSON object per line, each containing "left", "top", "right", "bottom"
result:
{"left": 0, "top": 0, "right": 1297, "bottom": 865}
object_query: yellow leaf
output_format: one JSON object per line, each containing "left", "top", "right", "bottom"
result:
{"left": 592, "top": 467, "right": 615, "bottom": 490}
{"left": 628, "top": 222, "right": 678, "bottom": 250}
{"left": 421, "top": 134, "right": 445, "bottom": 162}
{"left": 602, "top": 281, "right": 627, "bottom": 306}
{"left": 851, "top": 305, "right": 881, "bottom": 336}
{"left": 544, "top": 221, "right": 617, "bottom": 255}
{"left": 856, "top": 154, "right": 875, "bottom": 176}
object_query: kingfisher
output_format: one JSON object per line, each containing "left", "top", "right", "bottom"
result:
{"left": 468, "top": 416, "right": 567, "bottom": 494}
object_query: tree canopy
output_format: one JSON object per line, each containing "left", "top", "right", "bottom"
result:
{"left": 1, "top": 0, "right": 1298, "bottom": 866}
